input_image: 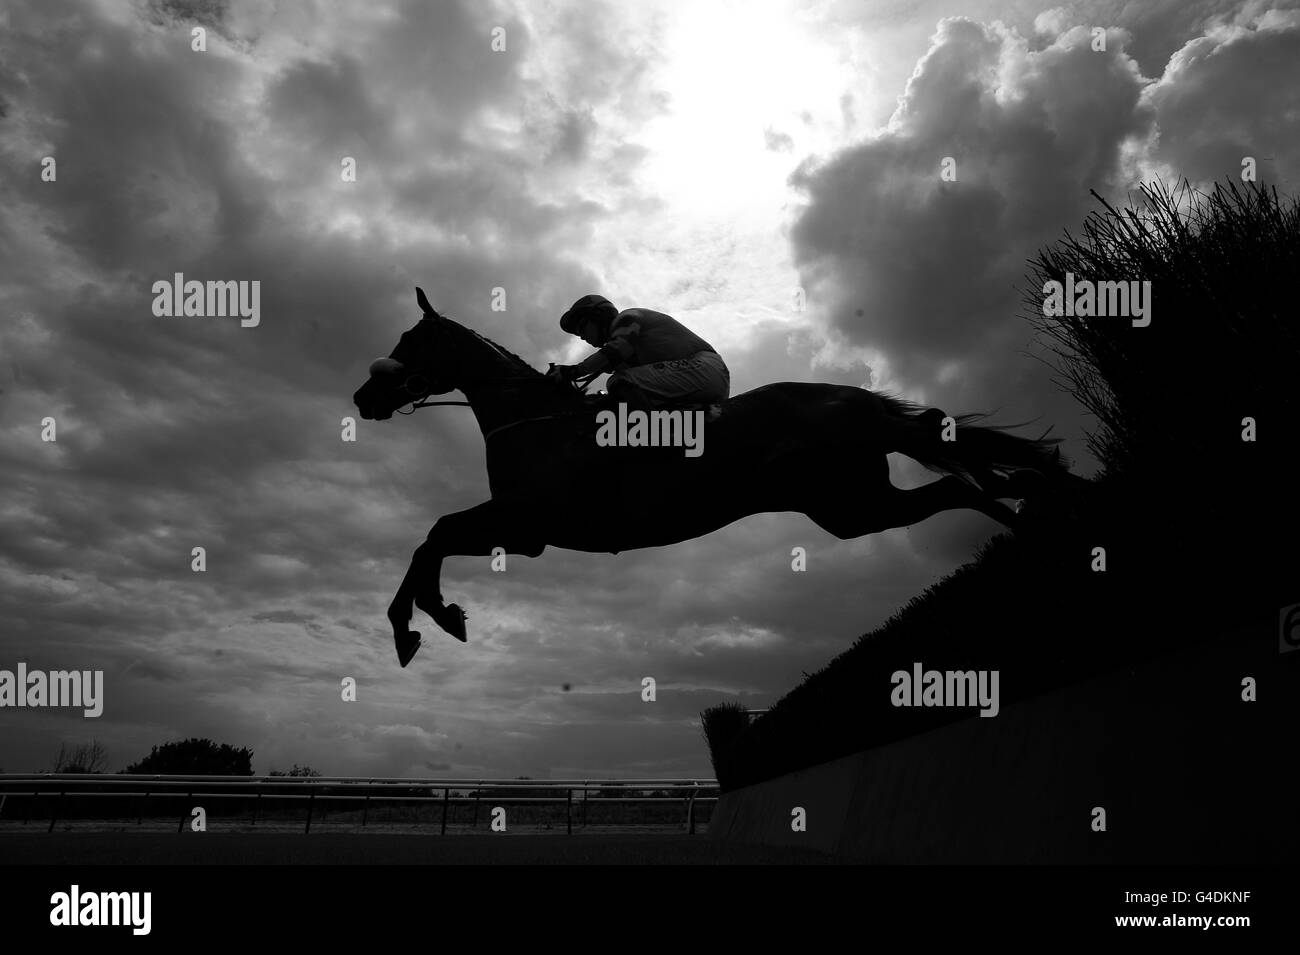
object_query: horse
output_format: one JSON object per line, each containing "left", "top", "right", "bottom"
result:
{"left": 353, "top": 288, "right": 1069, "bottom": 666}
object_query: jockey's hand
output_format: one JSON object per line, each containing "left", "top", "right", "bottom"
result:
{"left": 546, "top": 364, "right": 573, "bottom": 386}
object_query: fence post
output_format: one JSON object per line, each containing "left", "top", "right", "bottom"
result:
{"left": 440, "top": 787, "right": 450, "bottom": 835}
{"left": 252, "top": 786, "right": 261, "bottom": 827}
{"left": 471, "top": 781, "right": 481, "bottom": 829}
{"left": 582, "top": 781, "right": 588, "bottom": 828}
{"left": 47, "top": 791, "right": 65, "bottom": 833}
{"left": 305, "top": 789, "right": 316, "bottom": 834}
{"left": 687, "top": 784, "right": 699, "bottom": 836}
{"left": 566, "top": 788, "right": 573, "bottom": 836}
{"left": 137, "top": 791, "right": 148, "bottom": 826}
{"left": 26, "top": 789, "right": 37, "bottom": 825}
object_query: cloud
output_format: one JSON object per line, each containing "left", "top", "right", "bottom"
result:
{"left": 0, "top": 0, "right": 675, "bottom": 776}
{"left": 2, "top": 0, "right": 1292, "bottom": 779}
{"left": 764, "top": 127, "right": 795, "bottom": 152}
{"left": 786, "top": 4, "right": 1298, "bottom": 453}
{"left": 1139, "top": 6, "right": 1300, "bottom": 184}
{"left": 789, "top": 18, "right": 1154, "bottom": 410}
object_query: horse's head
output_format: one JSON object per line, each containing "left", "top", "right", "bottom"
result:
{"left": 353, "top": 288, "right": 460, "bottom": 421}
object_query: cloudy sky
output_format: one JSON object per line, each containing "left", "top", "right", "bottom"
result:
{"left": 1, "top": 0, "right": 1295, "bottom": 779}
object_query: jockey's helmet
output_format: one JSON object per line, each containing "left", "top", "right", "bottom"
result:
{"left": 560, "top": 294, "right": 617, "bottom": 339}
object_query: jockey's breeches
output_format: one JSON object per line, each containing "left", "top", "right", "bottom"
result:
{"left": 608, "top": 351, "right": 730, "bottom": 408}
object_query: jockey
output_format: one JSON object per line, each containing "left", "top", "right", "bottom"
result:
{"left": 546, "top": 294, "right": 730, "bottom": 410}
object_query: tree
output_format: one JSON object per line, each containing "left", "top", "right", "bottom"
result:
{"left": 123, "top": 738, "right": 254, "bottom": 775}
{"left": 269, "top": 764, "right": 322, "bottom": 777}
{"left": 52, "top": 740, "right": 109, "bottom": 774}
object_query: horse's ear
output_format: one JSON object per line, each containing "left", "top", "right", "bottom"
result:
{"left": 415, "top": 287, "right": 439, "bottom": 319}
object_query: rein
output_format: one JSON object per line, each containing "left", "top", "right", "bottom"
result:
{"left": 397, "top": 399, "right": 470, "bottom": 413}
{"left": 393, "top": 324, "right": 600, "bottom": 430}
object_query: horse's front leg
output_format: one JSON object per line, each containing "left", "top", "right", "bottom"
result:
{"left": 388, "top": 501, "right": 545, "bottom": 666}
{"left": 387, "top": 544, "right": 436, "bottom": 667}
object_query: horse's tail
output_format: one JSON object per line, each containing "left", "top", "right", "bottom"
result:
{"left": 875, "top": 393, "right": 1071, "bottom": 488}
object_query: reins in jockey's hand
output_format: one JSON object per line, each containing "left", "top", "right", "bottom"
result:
{"left": 392, "top": 325, "right": 597, "bottom": 415}
{"left": 546, "top": 362, "right": 600, "bottom": 394}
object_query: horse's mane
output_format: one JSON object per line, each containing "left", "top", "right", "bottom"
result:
{"left": 471, "top": 329, "right": 539, "bottom": 375}
{"left": 443, "top": 316, "right": 540, "bottom": 377}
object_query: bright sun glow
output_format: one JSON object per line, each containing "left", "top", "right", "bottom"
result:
{"left": 634, "top": 0, "right": 852, "bottom": 224}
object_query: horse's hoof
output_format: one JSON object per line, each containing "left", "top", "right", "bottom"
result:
{"left": 1002, "top": 468, "right": 1048, "bottom": 500}
{"left": 396, "top": 631, "right": 422, "bottom": 668}
{"left": 433, "top": 603, "right": 468, "bottom": 643}
{"left": 978, "top": 468, "right": 1045, "bottom": 502}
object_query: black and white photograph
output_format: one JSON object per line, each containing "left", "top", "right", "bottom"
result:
{"left": 0, "top": 0, "right": 1296, "bottom": 937}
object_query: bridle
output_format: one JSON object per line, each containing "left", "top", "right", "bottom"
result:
{"left": 394, "top": 375, "right": 471, "bottom": 414}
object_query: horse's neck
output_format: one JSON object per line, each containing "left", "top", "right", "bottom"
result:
{"left": 448, "top": 323, "right": 575, "bottom": 435}
{"left": 447, "top": 322, "right": 531, "bottom": 380}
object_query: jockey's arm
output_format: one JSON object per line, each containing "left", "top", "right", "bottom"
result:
{"left": 553, "top": 327, "right": 634, "bottom": 381}
{"left": 569, "top": 344, "right": 622, "bottom": 377}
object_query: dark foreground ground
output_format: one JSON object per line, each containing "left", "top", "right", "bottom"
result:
{"left": 0, "top": 831, "right": 836, "bottom": 865}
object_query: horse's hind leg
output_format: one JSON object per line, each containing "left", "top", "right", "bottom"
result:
{"left": 888, "top": 477, "right": 1021, "bottom": 530}
{"left": 387, "top": 501, "right": 545, "bottom": 665}
{"left": 807, "top": 474, "right": 1020, "bottom": 538}
{"left": 801, "top": 453, "right": 892, "bottom": 538}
